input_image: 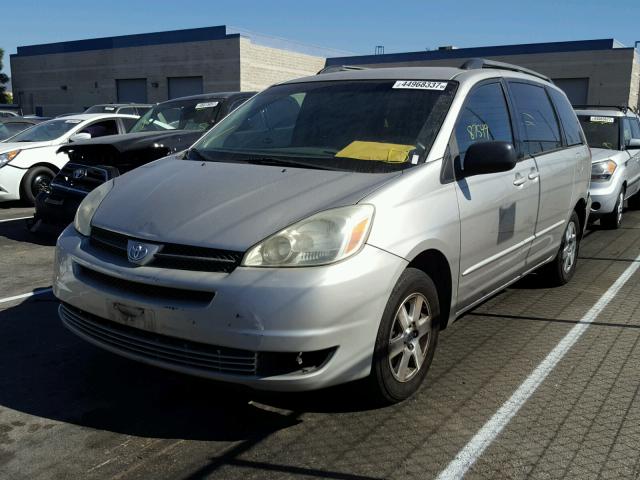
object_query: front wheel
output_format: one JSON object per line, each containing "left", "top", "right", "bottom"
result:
{"left": 600, "top": 190, "right": 624, "bottom": 229}
{"left": 367, "top": 268, "right": 440, "bottom": 404}
{"left": 538, "top": 211, "right": 580, "bottom": 286}
{"left": 21, "top": 166, "right": 55, "bottom": 206}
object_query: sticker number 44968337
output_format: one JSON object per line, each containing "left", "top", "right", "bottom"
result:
{"left": 392, "top": 80, "right": 448, "bottom": 91}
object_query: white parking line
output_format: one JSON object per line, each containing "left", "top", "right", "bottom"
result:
{"left": 437, "top": 254, "right": 640, "bottom": 480}
{"left": 0, "top": 215, "right": 32, "bottom": 223}
{"left": 0, "top": 288, "right": 53, "bottom": 305}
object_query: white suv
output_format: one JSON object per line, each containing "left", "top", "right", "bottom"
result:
{"left": 575, "top": 106, "right": 640, "bottom": 228}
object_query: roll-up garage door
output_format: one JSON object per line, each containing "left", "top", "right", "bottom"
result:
{"left": 168, "top": 76, "right": 204, "bottom": 100}
{"left": 552, "top": 78, "right": 588, "bottom": 105}
{"left": 116, "top": 79, "right": 148, "bottom": 103}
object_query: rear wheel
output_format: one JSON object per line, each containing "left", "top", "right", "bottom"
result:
{"left": 600, "top": 190, "right": 624, "bottom": 229}
{"left": 538, "top": 211, "right": 580, "bottom": 286}
{"left": 367, "top": 268, "right": 440, "bottom": 404}
{"left": 21, "top": 166, "right": 55, "bottom": 206}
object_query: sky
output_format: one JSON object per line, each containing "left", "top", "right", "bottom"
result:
{"left": 2, "top": 0, "right": 640, "bottom": 80}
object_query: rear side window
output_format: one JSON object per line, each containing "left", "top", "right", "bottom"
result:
{"left": 121, "top": 117, "right": 138, "bottom": 132}
{"left": 452, "top": 82, "right": 513, "bottom": 162}
{"left": 548, "top": 88, "right": 583, "bottom": 146}
{"left": 509, "top": 82, "right": 562, "bottom": 156}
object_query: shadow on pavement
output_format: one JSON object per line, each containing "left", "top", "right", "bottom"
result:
{"left": 0, "top": 218, "right": 59, "bottom": 247}
{"left": 0, "top": 294, "right": 382, "bottom": 444}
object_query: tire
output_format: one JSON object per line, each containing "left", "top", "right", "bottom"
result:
{"left": 367, "top": 268, "right": 440, "bottom": 404}
{"left": 538, "top": 211, "right": 580, "bottom": 287}
{"left": 600, "top": 189, "right": 624, "bottom": 229}
{"left": 21, "top": 166, "right": 55, "bottom": 206}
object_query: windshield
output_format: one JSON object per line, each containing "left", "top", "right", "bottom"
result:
{"left": 0, "top": 123, "right": 32, "bottom": 141}
{"left": 129, "top": 99, "right": 221, "bottom": 133}
{"left": 578, "top": 115, "right": 620, "bottom": 150}
{"left": 190, "top": 80, "right": 457, "bottom": 172}
{"left": 7, "top": 119, "right": 81, "bottom": 142}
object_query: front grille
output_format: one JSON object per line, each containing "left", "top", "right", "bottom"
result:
{"left": 59, "top": 303, "right": 258, "bottom": 375}
{"left": 76, "top": 264, "right": 215, "bottom": 305}
{"left": 51, "top": 163, "right": 113, "bottom": 195}
{"left": 89, "top": 227, "right": 244, "bottom": 273}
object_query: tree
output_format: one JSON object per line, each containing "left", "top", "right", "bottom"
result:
{"left": 0, "top": 48, "right": 10, "bottom": 104}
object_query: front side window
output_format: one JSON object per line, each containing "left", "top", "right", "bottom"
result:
{"left": 191, "top": 80, "right": 458, "bottom": 173}
{"left": 509, "top": 82, "right": 562, "bottom": 156}
{"left": 129, "top": 99, "right": 221, "bottom": 133}
{"left": 8, "top": 119, "right": 82, "bottom": 142}
{"left": 451, "top": 82, "right": 513, "bottom": 163}
{"left": 578, "top": 115, "right": 620, "bottom": 150}
{"left": 548, "top": 88, "right": 583, "bottom": 146}
{"left": 79, "top": 120, "right": 118, "bottom": 138}
{"left": 622, "top": 118, "right": 634, "bottom": 146}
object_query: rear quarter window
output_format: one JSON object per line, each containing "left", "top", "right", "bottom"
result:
{"left": 548, "top": 88, "right": 583, "bottom": 146}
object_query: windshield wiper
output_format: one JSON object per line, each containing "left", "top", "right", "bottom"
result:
{"left": 240, "top": 156, "right": 340, "bottom": 171}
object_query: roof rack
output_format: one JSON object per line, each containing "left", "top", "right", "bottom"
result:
{"left": 572, "top": 105, "right": 636, "bottom": 114}
{"left": 317, "top": 65, "right": 369, "bottom": 75}
{"left": 461, "top": 58, "right": 552, "bottom": 83}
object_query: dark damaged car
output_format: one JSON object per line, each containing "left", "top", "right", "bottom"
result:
{"left": 31, "top": 91, "right": 255, "bottom": 229}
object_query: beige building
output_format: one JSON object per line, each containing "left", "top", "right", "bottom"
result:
{"left": 10, "top": 26, "right": 326, "bottom": 116}
{"left": 326, "top": 39, "right": 640, "bottom": 109}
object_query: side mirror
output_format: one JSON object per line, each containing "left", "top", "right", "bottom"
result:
{"left": 460, "top": 141, "right": 517, "bottom": 177}
{"left": 627, "top": 138, "right": 640, "bottom": 149}
{"left": 69, "top": 132, "right": 92, "bottom": 142}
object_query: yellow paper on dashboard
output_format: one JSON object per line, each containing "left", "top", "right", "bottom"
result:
{"left": 335, "top": 141, "right": 413, "bottom": 163}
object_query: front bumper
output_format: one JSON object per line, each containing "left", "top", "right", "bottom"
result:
{"left": 589, "top": 167, "right": 626, "bottom": 218}
{"left": 0, "top": 165, "right": 25, "bottom": 202}
{"left": 53, "top": 226, "right": 407, "bottom": 391}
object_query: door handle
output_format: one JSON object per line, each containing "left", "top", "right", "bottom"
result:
{"left": 528, "top": 171, "right": 540, "bottom": 180}
{"left": 513, "top": 175, "right": 527, "bottom": 186}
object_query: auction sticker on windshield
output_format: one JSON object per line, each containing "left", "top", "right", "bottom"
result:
{"left": 195, "top": 101, "right": 219, "bottom": 110}
{"left": 392, "top": 80, "right": 448, "bottom": 90}
{"left": 590, "top": 116, "right": 615, "bottom": 123}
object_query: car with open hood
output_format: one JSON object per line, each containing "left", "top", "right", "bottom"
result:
{"left": 32, "top": 92, "right": 254, "bottom": 228}
{"left": 54, "top": 60, "right": 591, "bottom": 403}
{"left": 0, "top": 113, "right": 138, "bottom": 204}
{"left": 574, "top": 106, "right": 640, "bottom": 228}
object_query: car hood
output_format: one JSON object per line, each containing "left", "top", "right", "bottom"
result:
{"left": 0, "top": 140, "right": 55, "bottom": 153}
{"left": 93, "top": 157, "right": 401, "bottom": 251}
{"left": 58, "top": 130, "right": 204, "bottom": 155}
{"left": 590, "top": 148, "right": 626, "bottom": 164}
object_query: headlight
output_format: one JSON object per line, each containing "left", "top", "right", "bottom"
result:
{"left": 242, "top": 205, "right": 375, "bottom": 267}
{"left": 591, "top": 160, "right": 617, "bottom": 181}
{"left": 0, "top": 150, "right": 21, "bottom": 168}
{"left": 74, "top": 180, "right": 114, "bottom": 236}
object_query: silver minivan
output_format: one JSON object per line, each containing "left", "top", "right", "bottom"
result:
{"left": 54, "top": 60, "right": 591, "bottom": 403}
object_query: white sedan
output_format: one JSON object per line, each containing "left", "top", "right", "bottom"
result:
{"left": 0, "top": 113, "right": 138, "bottom": 204}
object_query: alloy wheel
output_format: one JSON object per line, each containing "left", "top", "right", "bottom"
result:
{"left": 388, "top": 293, "right": 432, "bottom": 382}
{"left": 562, "top": 221, "right": 577, "bottom": 274}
